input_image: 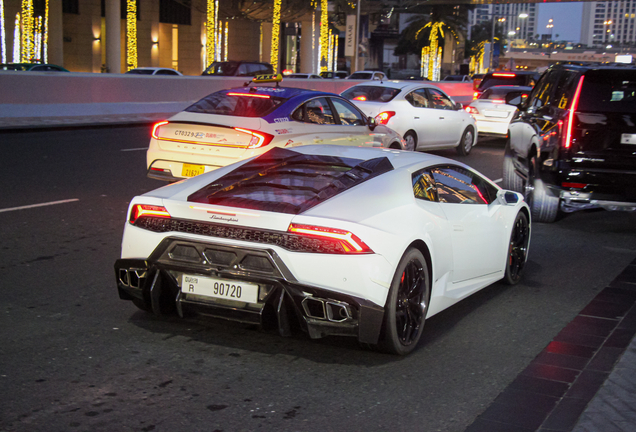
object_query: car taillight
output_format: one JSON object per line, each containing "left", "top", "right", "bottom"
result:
{"left": 562, "top": 75, "right": 585, "bottom": 149}
{"left": 234, "top": 128, "right": 275, "bottom": 149}
{"left": 492, "top": 72, "right": 516, "bottom": 77}
{"left": 473, "top": 91, "right": 479, "bottom": 100}
{"left": 151, "top": 121, "right": 169, "bottom": 139}
{"left": 465, "top": 106, "right": 479, "bottom": 115}
{"left": 375, "top": 111, "right": 396, "bottom": 125}
{"left": 562, "top": 182, "right": 587, "bottom": 189}
{"left": 130, "top": 204, "right": 171, "bottom": 224}
{"left": 353, "top": 96, "right": 367, "bottom": 101}
{"left": 288, "top": 223, "right": 373, "bottom": 254}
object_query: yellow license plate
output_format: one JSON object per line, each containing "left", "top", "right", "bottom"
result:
{"left": 181, "top": 163, "right": 205, "bottom": 177}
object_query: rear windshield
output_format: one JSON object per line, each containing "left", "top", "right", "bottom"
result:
{"left": 186, "top": 91, "right": 286, "bottom": 117}
{"left": 203, "top": 62, "right": 239, "bottom": 76}
{"left": 480, "top": 87, "right": 530, "bottom": 100}
{"left": 341, "top": 85, "right": 401, "bottom": 102}
{"left": 479, "top": 75, "right": 534, "bottom": 90}
{"left": 577, "top": 70, "right": 636, "bottom": 113}
{"left": 1, "top": 64, "right": 28, "bottom": 71}
{"left": 348, "top": 72, "right": 373, "bottom": 80}
{"left": 188, "top": 147, "right": 394, "bottom": 214}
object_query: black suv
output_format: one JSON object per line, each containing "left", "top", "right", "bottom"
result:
{"left": 503, "top": 63, "right": 636, "bottom": 222}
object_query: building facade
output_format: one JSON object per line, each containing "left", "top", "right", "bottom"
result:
{"left": 581, "top": 1, "right": 636, "bottom": 47}
{"left": 468, "top": 3, "right": 537, "bottom": 43}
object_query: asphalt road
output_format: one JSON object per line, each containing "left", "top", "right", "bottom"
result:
{"left": 1, "top": 126, "right": 635, "bottom": 432}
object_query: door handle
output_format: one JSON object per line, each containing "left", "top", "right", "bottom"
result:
{"left": 439, "top": 117, "right": 445, "bottom": 120}
{"left": 414, "top": 117, "right": 420, "bottom": 119}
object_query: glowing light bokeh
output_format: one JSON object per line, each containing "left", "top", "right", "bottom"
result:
{"left": 271, "top": 0, "right": 281, "bottom": 71}
{"left": 126, "top": 0, "right": 137, "bottom": 70}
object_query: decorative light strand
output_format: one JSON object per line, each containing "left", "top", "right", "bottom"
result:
{"left": 327, "top": 28, "right": 332, "bottom": 72}
{"left": 13, "top": 13, "right": 20, "bottom": 62}
{"left": 33, "top": 15, "right": 41, "bottom": 62}
{"left": 333, "top": 33, "right": 338, "bottom": 72}
{"left": 43, "top": 0, "right": 48, "bottom": 63}
{"left": 126, "top": 0, "right": 137, "bottom": 70}
{"left": 224, "top": 21, "right": 228, "bottom": 62}
{"left": 205, "top": 0, "right": 215, "bottom": 67}
{"left": 319, "top": 0, "right": 328, "bottom": 72}
{"left": 21, "top": 0, "right": 33, "bottom": 62}
{"left": 271, "top": 0, "right": 281, "bottom": 71}
{"left": 1, "top": 0, "right": 6, "bottom": 63}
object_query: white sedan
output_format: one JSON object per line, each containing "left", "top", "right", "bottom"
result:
{"left": 342, "top": 81, "right": 478, "bottom": 155}
{"left": 116, "top": 145, "right": 531, "bottom": 355}
{"left": 147, "top": 77, "right": 404, "bottom": 181}
{"left": 465, "top": 86, "right": 532, "bottom": 137}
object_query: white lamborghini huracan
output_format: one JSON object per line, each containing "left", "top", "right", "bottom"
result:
{"left": 115, "top": 145, "right": 531, "bottom": 355}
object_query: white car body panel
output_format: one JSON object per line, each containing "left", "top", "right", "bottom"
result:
{"left": 122, "top": 146, "right": 529, "bottom": 323}
{"left": 344, "top": 81, "right": 478, "bottom": 151}
{"left": 469, "top": 100, "right": 517, "bottom": 135}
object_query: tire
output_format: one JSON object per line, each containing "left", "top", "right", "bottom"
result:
{"left": 403, "top": 131, "right": 417, "bottom": 151}
{"left": 380, "top": 248, "right": 430, "bottom": 355}
{"left": 456, "top": 126, "right": 475, "bottom": 156}
{"left": 503, "top": 212, "right": 530, "bottom": 285}
{"left": 531, "top": 177, "right": 559, "bottom": 223}
{"left": 502, "top": 139, "right": 524, "bottom": 192}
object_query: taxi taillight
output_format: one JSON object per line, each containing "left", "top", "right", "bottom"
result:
{"left": 465, "top": 106, "right": 479, "bottom": 115}
{"left": 152, "top": 121, "right": 169, "bottom": 139}
{"left": 288, "top": 224, "right": 373, "bottom": 254}
{"left": 234, "top": 128, "right": 275, "bottom": 149}
{"left": 130, "top": 204, "right": 171, "bottom": 224}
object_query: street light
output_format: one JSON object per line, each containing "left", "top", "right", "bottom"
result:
{"left": 489, "top": 13, "right": 528, "bottom": 71}
{"left": 546, "top": 18, "right": 554, "bottom": 41}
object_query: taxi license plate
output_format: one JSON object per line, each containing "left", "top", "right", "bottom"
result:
{"left": 181, "top": 163, "right": 206, "bottom": 177}
{"left": 181, "top": 274, "right": 259, "bottom": 304}
{"left": 621, "top": 133, "right": 636, "bottom": 145}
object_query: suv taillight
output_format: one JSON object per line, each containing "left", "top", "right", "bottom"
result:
{"left": 561, "top": 75, "right": 585, "bottom": 149}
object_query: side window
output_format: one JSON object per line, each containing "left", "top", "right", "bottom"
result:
{"left": 427, "top": 89, "right": 455, "bottom": 110}
{"left": 553, "top": 71, "right": 578, "bottom": 109}
{"left": 299, "top": 98, "right": 336, "bottom": 125}
{"left": 431, "top": 166, "right": 496, "bottom": 204}
{"left": 404, "top": 89, "right": 430, "bottom": 108}
{"left": 237, "top": 63, "right": 249, "bottom": 76}
{"left": 530, "top": 70, "right": 558, "bottom": 109}
{"left": 331, "top": 98, "right": 366, "bottom": 126}
{"left": 412, "top": 169, "right": 438, "bottom": 202}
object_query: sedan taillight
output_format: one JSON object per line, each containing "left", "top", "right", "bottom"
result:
{"left": 375, "top": 111, "right": 396, "bottom": 125}
{"left": 465, "top": 106, "right": 479, "bottom": 115}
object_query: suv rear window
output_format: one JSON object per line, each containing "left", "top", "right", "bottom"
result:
{"left": 188, "top": 147, "right": 394, "bottom": 214}
{"left": 577, "top": 70, "right": 636, "bottom": 113}
{"left": 341, "top": 86, "right": 401, "bottom": 102}
{"left": 479, "top": 73, "right": 537, "bottom": 90}
{"left": 186, "top": 91, "right": 286, "bottom": 117}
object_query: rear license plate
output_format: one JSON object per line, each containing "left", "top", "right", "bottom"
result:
{"left": 180, "top": 274, "right": 259, "bottom": 304}
{"left": 621, "top": 134, "right": 636, "bottom": 145}
{"left": 182, "top": 163, "right": 205, "bottom": 177}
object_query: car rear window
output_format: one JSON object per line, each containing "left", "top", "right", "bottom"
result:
{"left": 479, "top": 74, "right": 532, "bottom": 90}
{"left": 188, "top": 147, "right": 394, "bottom": 214}
{"left": 577, "top": 70, "right": 636, "bottom": 113}
{"left": 186, "top": 91, "right": 287, "bottom": 117}
{"left": 480, "top": 87, "right": 530, "bottom": 100}
{"left": 341, "top": 85, "right": 401, "bottom": 102}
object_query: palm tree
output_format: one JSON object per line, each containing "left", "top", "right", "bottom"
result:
{"left": 395, "top": 5, "right": 469, "bottom": 80}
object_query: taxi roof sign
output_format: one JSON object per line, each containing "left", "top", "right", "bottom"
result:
{"left": 253, "top": 74, "right": 283, "bottom": 84}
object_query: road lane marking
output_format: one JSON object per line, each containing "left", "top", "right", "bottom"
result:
{"left": 121, "top": 147, "right": 148, "bottom": 152}
{"left": 493, "top": 178, "right": 503, "bottom": 183}
{"left": 0, "top": 199, "right": 80, "bottom": 213}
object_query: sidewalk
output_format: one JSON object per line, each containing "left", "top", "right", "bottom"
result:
{"left": 466, "top": 258, "right": 636, "bottom": 432}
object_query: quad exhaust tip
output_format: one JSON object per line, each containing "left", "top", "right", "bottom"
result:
{"left": 118, "top": 268, "right": 147, "bottom": 290}
{"left": 302, "top": 296, "right": 352, "bottom": 323}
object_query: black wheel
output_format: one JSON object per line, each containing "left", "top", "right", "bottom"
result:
{"left": 502, "top": 139, "right": 523, "bottom": 192}
{"left": 503, "top": 212, "right": 530, "bottom": 285}
{"left": 403, "top": 131, "right": 417, "bottom": 151}
{"left": 531, "top": 177, "right": 559, "bottom": 223}
{"left": 132, "top": 297, "right": 151, "bottom": 312}
{"left": 456, "top": 126, "right": 475, "bottom": 156}
{"left": 380, "top": 248, "right": 430, "bottom": 355}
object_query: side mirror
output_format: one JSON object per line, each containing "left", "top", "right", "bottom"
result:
{"left": 505, "top": 92, "right": 529, "bottom": 110}
{"left": 498, "top": 189, "right": 521, "bottom": 205}
{"left": 455, "top": 102, "right": 464, "bottom": 111}
{"left": 367, "top": 116, "right": 377, "bottom": 131}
